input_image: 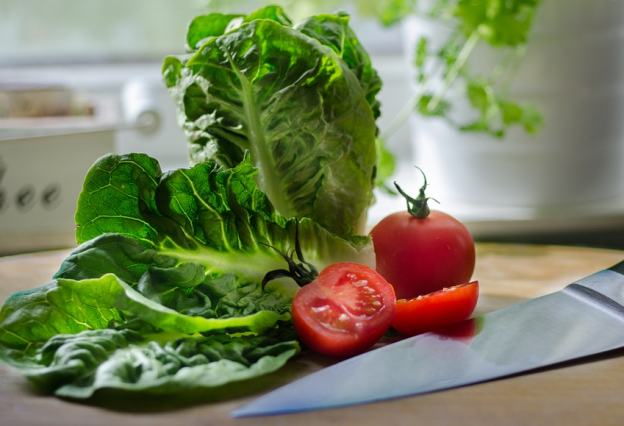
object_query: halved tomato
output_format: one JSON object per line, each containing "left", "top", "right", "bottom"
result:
{"left": 291, "top": 263, "right": 396, "bottom": 358}
{"left": 391, "top": 281, "right": 479, "bottom": 337}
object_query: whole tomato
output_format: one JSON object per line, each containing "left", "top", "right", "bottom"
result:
{"left": 370, "top": 169, "right": 475, "bottom": 300}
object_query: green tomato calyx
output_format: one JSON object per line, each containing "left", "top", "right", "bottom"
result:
{"left": 395, "top": 167, "right": 438, "bottom": 219}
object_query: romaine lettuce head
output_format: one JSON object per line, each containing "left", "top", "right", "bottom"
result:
{"left": 163, "top": 6, "right": 382, "bottom": 237}
{"left": 0, "top": 6, "right": 387, "bottom": 401}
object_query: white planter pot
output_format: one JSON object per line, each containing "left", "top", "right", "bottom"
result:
{"left": 403, "top": 0, "right": 624, "bottom": 211}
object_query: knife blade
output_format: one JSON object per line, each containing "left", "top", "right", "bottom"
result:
{"left": 232, "top": 262, "right": 624, "bottom": 418}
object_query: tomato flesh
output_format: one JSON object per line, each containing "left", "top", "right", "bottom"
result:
{"left": 370, "top": 210, "right": 476, "bottom": 300}
{"left": 391, "top": 281, "right": 479, "bottom": 337}
{"left": 292, "top": 263, "right": 396, "bottom": 358}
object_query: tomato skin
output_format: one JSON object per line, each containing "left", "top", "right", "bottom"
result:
{"left": 291, "top": 263, "right": 396, "bottom": 358}
{"left": 370, "top": 210, "right": 475, "bottom": 300}
{"left": 391, "top": 281, "right": 479, "bottom": 337}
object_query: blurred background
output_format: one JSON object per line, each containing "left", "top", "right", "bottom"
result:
{"left": 2, "top": 0, "right": 624, "bottom": 255}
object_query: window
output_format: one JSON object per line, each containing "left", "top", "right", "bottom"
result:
{"left": 0, "top": 0, "right": 401, "bottom": 66}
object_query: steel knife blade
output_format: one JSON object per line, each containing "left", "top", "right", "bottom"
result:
{"left": 232, "top": 262, "right": 624, "bottom": 418}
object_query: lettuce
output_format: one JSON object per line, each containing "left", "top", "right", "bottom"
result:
{"left": 0, "top": 6, "right": 384, "bottom": 401}
{"left": 0, "top": 152, "right": 374, "bottom": 398}
{"left": 163, "top": 6, "right": 382, "bottom": 237}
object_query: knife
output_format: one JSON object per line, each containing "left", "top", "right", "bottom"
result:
{"left": 231, "top": 262, "right": 624, "bottom": 417}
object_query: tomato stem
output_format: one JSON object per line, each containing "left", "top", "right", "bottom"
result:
{"left": 395, "top": 167, "right": 438, "bottom": 219}
{"left": 261, "top": 219, "right": 319, "bottom": 291}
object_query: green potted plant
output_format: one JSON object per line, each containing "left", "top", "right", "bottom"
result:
{"left": 390, "top": 0, "right": 624, "bottom": 217}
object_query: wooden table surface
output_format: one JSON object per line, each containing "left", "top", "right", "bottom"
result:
{"left": 2, "top": 243, "right": 624, "bottom": 426}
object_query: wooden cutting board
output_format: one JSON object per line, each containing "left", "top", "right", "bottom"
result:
{"left": 2, "top": 243, "right": 624, "bottom": 426}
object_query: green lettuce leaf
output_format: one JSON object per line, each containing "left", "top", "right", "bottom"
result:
{"left": 0, "top": 151, "right": 373, "bottom": 398}
{"left": 293, "top": 12, "right": 382, "bottom": 121}
{"left": 73, "top": 152, "right": 374, "bottom": 284}
{"left": 162, "top": 7, "right": 380, "bottom": 237}
{"left": 185, "top": 5, "right": 293, "bottom": 51}
{"left": 183, "top": 7, "right": 382, "bottom": 120}
{"left": 0, "top": 247, "right": 299, "bottom": 398}
{"left": 2, "top": 326, "right": 298, "bottom": 398}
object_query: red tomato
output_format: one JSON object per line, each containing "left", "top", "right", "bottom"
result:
{"left": 371, "top": 171, "right": 476, "bottom": 300}
{"left": 291, "top": 262, "right": 396, "bottom": 358}
{"left": 391, "top": 281, "right": 479, "bottom": 337}
{"left": 371, "top": 209, "right": 475, "bottom": 299}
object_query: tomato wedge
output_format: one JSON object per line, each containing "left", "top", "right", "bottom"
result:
{"left": 292, "top": 263, "right": 396, "bottom": 358}
{"left": 391, "top": 281, "right": 479, "bottom": 337}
